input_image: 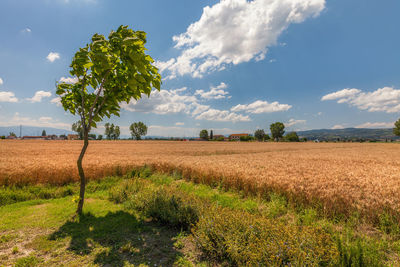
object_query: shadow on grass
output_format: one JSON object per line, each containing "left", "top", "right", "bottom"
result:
{"left": 50, "top": 211, "right": 183, "bottom": 266}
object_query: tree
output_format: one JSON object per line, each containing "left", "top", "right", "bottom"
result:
{"left": 56, "top": 25, "right": 161, "bottom": 214}
{"left": 254, "top": 129, "right": 265, "bottom": 141}
{"left": 130, "top": 122, "right": 148, "bottom": 140}
{"left": 113, "top": 126, "right": 120, "bottom": 140}
{"left": 41, "top": 130, "right": 47, "bottom": 136}
{"left": 264, "top": 134, "right": 271, "bottom": 141}
{"left": 199, "top": 129, "right": 208, "bottom": 140}
{"left": 104, "top": 123, "right": 120, "bottom": 140}
{"left": 72, "top": 121, "right": 84, "bottom": 139}
{"left": 285, "top": 131, "right": 300, "bottom": 142}
{"left": 104, "top": 123, "right": 113, "bottom": 140}
{"left": 270, "top": 122, "right": 285, "bottom": 141}
{"left": 9, "top": 132, "right": 16, "bottom": 137}
{"left": 210, "top": 130, "right": 214, "bottom": 140}
{"left": 394, "top": 119, "right": 400, "bottom": 136}
{"left": 97, "top": 134, "right": 103, "bottom": 140}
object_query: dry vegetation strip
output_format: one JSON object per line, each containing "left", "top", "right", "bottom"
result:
{"left": 1, "top": 140, "right": 400, "bottom": 221}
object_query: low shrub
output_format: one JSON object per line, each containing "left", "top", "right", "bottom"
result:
{"left": 192, "top": 206, "right": 339, "bottom": 266}
{"left": 108, "top": 178, "right": 144, "bottom": 203}
{"left": 126, "top": 187, "right": 201, "bottom": 230}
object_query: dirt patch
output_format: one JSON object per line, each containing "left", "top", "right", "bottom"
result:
{"left": 0, "top": 228, "right": 51, "bottom": 266}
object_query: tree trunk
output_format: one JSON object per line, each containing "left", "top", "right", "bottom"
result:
{"left": 76, "top": 130, "right": 89, "bottom": 215}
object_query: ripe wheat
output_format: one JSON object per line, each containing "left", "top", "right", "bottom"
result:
{"left": 1, "top": 140, "right": 399, "bottom": 221}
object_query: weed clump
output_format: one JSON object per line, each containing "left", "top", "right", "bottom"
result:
{"left": 192, "top": 206, "right": 338, "bottom": 266}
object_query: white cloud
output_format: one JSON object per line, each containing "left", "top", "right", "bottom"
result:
{"left": 322, "top": 87, "right": 400, "bottom": 113}
{"left": 38, "top": 116, "right": 53, "bottom": 123}
{"left": 121, "top": 88, "right": 199, "bottom": 115}
{"left": 321, "top": 88, "right": 361, "bottom": 101}
{"left": 21, "top": 28, "right": 31, "bottom": 34}
{"left": 47, "top": 52, "right": 60, "bottom": 62}
{"left": 50, "top": 97, "right": 62, "bottom": 106}
{"left": 158, "top": 0, "right": 325, "bottom": 78}
{"left": 28, "top": 90, "right": 52, "bottom": 103}
{"left": 231, "top": 100, "right": 291, "bottom": 114}
{"left": 195, "top": 82, "right": 231, "bottom": 99}
{"left": 285, "top": 118, "right": 306, "bottom": 127}
{"left": 195, "top": 108, "right": 250, "bottom": 122}
{"left": 331, "top": 125, "right": 345, "bottom": 129}
{"left": 355, "top": 122, "right": 394, "bottom": 129}
{"left": 0, "top": 78, "right": 3, "bottom": 85}
{"left": 175, "top": 122, "right": 185, "bottom": 126}
{"left": 0, "top": 91, "right": 18, "bottom": 103}
{"left": 59, "top": 77, "right": 78, "bottom": 84}
{"left": 0, "top": 112, "right": 70, "bottom": 130}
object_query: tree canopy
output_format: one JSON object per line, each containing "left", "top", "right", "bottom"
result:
{"left": 394, "top": 119, "right": 400, "bottom": 136}
{"left": 270, "top": 122, "right": 285, "bottom": 141}
{"left": 105, "top": 123, "right": 120, "bottom": 140}
{"left": 130, "top": 121, "right": 148, "bottom": 140}
{"left": 72, "top": 121, "right": 83, "bottom": 139}
{"left": 285, "top": 131, "right": 300, "bottom": 142}
{"left": 200, "top": 130, "right": 209, "bottom": 140}
{"left": 254, "top": 129, "right": 265, "bottom": 141}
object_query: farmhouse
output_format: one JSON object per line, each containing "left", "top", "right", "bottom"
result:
{"left": 229, "top": 133, "right": 249, "bottom": 141}
{"left": 67, "top": 134, "right": 79, "bottom": 140}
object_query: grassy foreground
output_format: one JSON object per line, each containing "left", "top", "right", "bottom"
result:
{"left": 0, "top": 168, "right": 399, "bottom": 266}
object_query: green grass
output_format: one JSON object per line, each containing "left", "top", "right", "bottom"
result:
{"left": 0, "top": 168, "right": 399, "bottom": 266}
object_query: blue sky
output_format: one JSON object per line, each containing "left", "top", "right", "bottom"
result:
{"left": 1, "top": 0, "right": 399, "bottom": 137}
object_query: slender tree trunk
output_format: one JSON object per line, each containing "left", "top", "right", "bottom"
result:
{"left": 76, "top": 130, "right": 89, "bottom": 215}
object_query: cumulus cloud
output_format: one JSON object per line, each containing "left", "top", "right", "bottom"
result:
{"left": 175, "top": 122, "right": 185, "bottom": 126}
{"left": 195, "top": 82, "right": 230, "bottom": 99}
{"left": 322, "top": 87, "right": 400, "bottom": 113}
{"left": 0, "top": 91, "right": 18, "bottom": 103}
{"left": 331, "top": 125, "right": 345, "bottom": 129}
{"left": 157, "top": 0, "right": 325, "bottom": 78}
{"left": 121, "top": 88, "right": 201, "bottom": 115}
{"left": 28, "top": 90, "right": 52, "bottom": 103}
{"left": 50, "top": 97, "right": 62, "bottom": 106}
{"left": 0, "top": 112, "right": 70, "bottom": 130}
{"left": 59, "top": 77, "right": 78, "bottom": 84}
{"left": 355, "top": 122, "right": 394, "bottom": 129}
{"left": 285, "top": 118, "right": 306, "bottom": 127}
{"left": 321, "top": 88, "right": 361, "bottom": 101}
{"left": 0, "top": 78, "right": 3, "bottom": 85}
{"left": 195, "top": 108, "right": 250, "bottom": 122}
{"left": 47, "top": 52, "right": 60, "bottom": 62}
{"left": 231, "top": 100, "right": 292, "bottom": 114}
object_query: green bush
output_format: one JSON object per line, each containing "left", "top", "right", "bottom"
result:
{"left": 108, "top": 178, "right": 143, "bottom": 203}
{"left": 126, "top": 187, "right": 201, "bottom": 230}
{"left": 192, "top": 206, "right": 338, "bottom": 266}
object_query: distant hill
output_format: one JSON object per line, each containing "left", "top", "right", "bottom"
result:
{"left": 0, "top": 126, "right": 73, "bottom": 137}
{"left": 297, "top": 128, "right": 399, "bottom": 141}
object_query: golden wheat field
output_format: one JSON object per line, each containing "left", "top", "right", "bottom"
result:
{"left": 1, "top": 140, "right": 400, "bottom": 221}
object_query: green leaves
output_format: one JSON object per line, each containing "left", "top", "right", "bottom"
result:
{"left": 56, "top": 25, "right": 162, "bottom": 134}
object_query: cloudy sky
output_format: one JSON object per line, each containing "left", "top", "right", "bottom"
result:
{"left": 0, "top": 0, "right": 399, "bottom": 137}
